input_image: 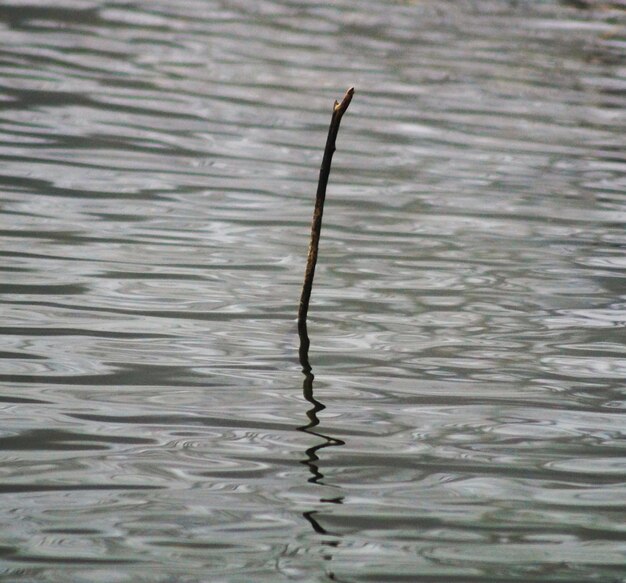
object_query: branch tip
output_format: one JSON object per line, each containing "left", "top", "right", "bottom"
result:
{"left": 333, "top": 87, "right": 355, "bottom": 115}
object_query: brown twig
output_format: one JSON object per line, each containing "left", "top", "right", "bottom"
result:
{"left": 298, "top": 88, "right": 354, "bottom": 361}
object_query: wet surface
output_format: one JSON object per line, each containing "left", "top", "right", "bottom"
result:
{"left": 1, "top": 1, "right": 625, "bottom": 581}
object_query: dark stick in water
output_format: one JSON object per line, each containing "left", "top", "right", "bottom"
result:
{"left": 298, "top": 87, "right": 354, "bottom": 363}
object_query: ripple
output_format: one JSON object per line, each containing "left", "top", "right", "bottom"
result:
{"left": 1, "top": 0, "right": 625, "bottom": 581}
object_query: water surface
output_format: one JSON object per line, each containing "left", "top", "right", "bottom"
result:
{"left": 1, "top": 1, "right": 625, "bottom": 581}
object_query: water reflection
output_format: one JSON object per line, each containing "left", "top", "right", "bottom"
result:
{"left": 298, "top": 323, "right": 345, "bottom": 572}
{"left": 298, "top": 322, "right": 346, "bottom": 487}
{"left": 1, "top": 0, "right": 625, "bottom": 580}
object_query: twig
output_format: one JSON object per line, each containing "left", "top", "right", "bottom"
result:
{"left": 298, "top": 87, "right": 354, "bottom": 354}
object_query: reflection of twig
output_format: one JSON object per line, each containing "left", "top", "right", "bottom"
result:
{"left": 298, "top": 88, "right": 354, "bottom": 337}
{"left": 304, "top": 511, "right": 351, "bottom": 583}
{"left": 297, "top": 358, "right": 345, "bottom": 485}
{"left": 303, "top": 509, "right": 343, "bottom": 538}
{"left": 297, "top": 338, "right": 347, "bottom": 580}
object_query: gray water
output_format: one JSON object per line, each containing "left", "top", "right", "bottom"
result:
{"left": 1, "top": 1, "right": 626, "bottom": 581}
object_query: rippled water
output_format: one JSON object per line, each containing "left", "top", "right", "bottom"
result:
{"left": 1, "top": 1, "right": 626, "bottom": 581}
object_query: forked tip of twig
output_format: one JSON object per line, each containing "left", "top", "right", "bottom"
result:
{"left": 334, "top": 87, "right": 355, "bottom": 115}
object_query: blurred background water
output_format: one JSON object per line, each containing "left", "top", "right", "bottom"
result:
{"left": 1, "top": 1, "right": 625, "bottom": 581}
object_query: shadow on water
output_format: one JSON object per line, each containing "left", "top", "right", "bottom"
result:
{"left": 297, "top": 321, "right": 347, "bottom": 578}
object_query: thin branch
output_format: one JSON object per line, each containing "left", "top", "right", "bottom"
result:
{"left": 298, "top": 87, "right": 354, "bottom": 358}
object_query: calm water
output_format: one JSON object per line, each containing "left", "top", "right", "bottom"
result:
{"left": 1, "top": 1, "right": 625, "bottom": 581}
